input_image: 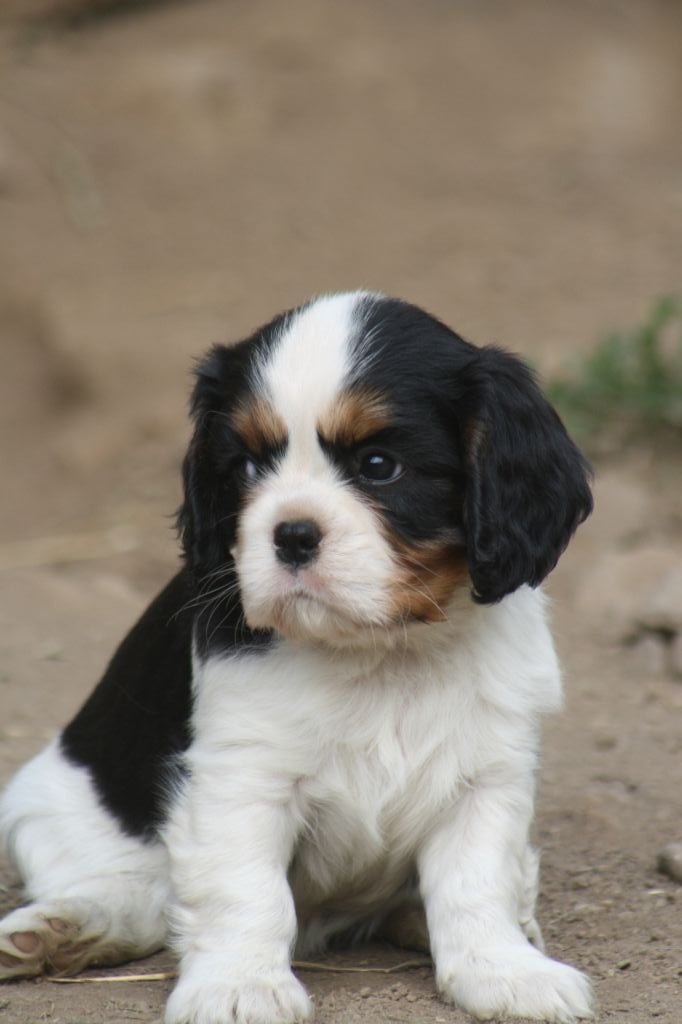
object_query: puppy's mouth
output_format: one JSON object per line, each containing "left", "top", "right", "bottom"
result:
{"left": 246, "top": 569, "right": 390, "bottom": 646}
{"left": 272, "top": 573, "right": 353, "bottom": 624}
{"left": 280, "top": 567, "right": 329, "bottom": 600}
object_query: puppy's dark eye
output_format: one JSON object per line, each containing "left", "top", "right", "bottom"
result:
{"left": 243, "top": 457, "right": 259, "bottom": 481}
{"left": 358, "top": 450, "right": 403, "bottom": 484}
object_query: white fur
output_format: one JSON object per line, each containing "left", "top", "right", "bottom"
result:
{"left": 258, "top": 293, "right": 363, "bottom": 438}
{"left": 0, "top": 293, "right": 593, "bottom": 1022}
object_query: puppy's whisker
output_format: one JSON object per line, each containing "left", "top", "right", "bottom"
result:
{"left": 401, "top": 556, "right": 441, "bottom": 579}
{"left": 171, "top": 583, "right": 239, "bottom": 621}
{"left": 196, "top": 563, "right": 235, "bottom": 584}
{"left": 205, "top": 606, "right": 235, "bottom": 649}
{"left": 213, "top": 512, "right": 240, "bottom": 529}
{"left": 195, "top": 583, "right": 241, "bottom": 620}
{"left": 400, "top": 580, "right": 447, "bottom": 620}
{"left": 193, "top": 579, "right": 237, "bottom": 600}
{"left": 201, "top": 595, "right": 225, "bottom": 646}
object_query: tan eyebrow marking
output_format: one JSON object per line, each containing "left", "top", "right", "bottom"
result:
{"left": 230, "top": 397, "right": 287, "bottom": 455}
{"left": 318, "top": 388, "right": 392, "bottom": 447}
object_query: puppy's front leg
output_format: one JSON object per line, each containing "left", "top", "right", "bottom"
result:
{"left": 418, "top": 771, "right": 593, "bottom": 1023}
{"left": 164, "top": 758, "right": 311, "bottom": 1024}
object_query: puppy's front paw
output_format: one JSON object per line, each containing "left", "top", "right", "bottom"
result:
{"left": 164, "top": 969, "right": 312, "bottom": 1024}
{"left": 437, "top": 945, "right": 593, "bottom": 1023}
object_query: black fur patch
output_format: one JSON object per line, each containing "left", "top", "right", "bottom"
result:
{"left": 61, "top": 571, "right": 195, "bottom": 839}
{"left": 177, "top": 309, "right": 291, "bottom": 575}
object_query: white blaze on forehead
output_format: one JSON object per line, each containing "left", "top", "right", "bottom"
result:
{"left": 256, "top": 293, "right": 367, "bottom": 449}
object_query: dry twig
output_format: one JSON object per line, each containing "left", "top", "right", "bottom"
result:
{"left": 49, "top": 958, "right": 432, "bottom": 984}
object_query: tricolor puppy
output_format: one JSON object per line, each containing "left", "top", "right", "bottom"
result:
{"left": 0, "top": 293, "right": 594, "bottom": 1023}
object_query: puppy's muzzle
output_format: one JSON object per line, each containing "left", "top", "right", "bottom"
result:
{"left": 273, "top": 519, "right": 322, "bottom": 569}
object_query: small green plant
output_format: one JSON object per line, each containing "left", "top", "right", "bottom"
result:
{"left": 547, "top": 296, "right": 682, "bottom": 445}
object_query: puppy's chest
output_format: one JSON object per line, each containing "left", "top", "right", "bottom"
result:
{"left": 302, "top": 697, "right": 458, "bottom": 827}
{"left": 290, "top": 676, "right": 476, "bottom": 900}
{"left": 197, "top": 645, "right": 483, "bottom": 895}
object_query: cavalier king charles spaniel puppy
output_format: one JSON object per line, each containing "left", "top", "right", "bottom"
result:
{"left": 0, "top": 293, "right": 594, "bottom": 1023}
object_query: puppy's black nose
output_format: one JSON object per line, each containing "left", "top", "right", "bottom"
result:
{"left": 273, "top": 519, "right": 322, "bottom": 568}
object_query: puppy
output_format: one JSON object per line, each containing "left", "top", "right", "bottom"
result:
{"left": 0, "top": 292, "right": 594, "bottom": 1023}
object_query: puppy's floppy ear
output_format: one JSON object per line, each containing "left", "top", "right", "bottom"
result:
{"left": 177, "top": 345, "right": 243, "bottom": 574}
{"left": 457, "top": 346, "right": 593, "bottom": 604}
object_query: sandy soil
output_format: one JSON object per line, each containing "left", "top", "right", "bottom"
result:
{"left": 0, "top": 2, "right": 681, "bottom": 1022}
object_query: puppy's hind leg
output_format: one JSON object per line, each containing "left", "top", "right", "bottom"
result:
{"left": 0, "top": 741, "right": 169, "bottom": 979}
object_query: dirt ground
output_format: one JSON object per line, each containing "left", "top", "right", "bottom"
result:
{"left": 1, "top": 1, "right": 681, "bottom": 1022}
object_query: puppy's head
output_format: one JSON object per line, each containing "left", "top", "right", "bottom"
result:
{"left": 178, "top": 293, "right": 592, "bottom": 647}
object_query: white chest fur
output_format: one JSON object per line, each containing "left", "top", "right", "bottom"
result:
{"left": 182, "top": 587, "right": 561, "bottom": 929}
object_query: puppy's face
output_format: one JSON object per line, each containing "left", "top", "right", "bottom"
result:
{"left": 179, "top": 293, "right": 592, "bottom": 648}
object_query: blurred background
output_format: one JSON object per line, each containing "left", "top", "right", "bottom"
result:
{"left": 0, "top": 2, "right": 681, "bottom": 1022}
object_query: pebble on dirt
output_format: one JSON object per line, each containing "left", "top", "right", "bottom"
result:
{"left": 656, "top": 843, "right": 682, "bottom": 884}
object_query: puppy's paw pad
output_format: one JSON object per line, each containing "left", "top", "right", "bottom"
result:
{"left": 47, "top": 917, "right": 70, "bottom": 934}
{"left": 0, "top": 901, "right": 102, "bottom": 980}
{"left": 438, "top": 947, "right": 594, "bottom": 1022}
{"left": 0, "top": 929, "right": 43, "bottom": 979}
{"left": 165, "top": 970, "right": 312, "bottom": 1024}
{"left": 0, "top": 917, "right": 49, "bottom": 978}
{"left": 10, "top": 931, "right": 40, "bottom": 954}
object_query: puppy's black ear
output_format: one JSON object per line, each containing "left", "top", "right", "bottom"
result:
{"left": 177, "top": 345, "right": 243, "bottom": 574}
{"left": 177, "top": 309, "right": 291, "bottom": 574}
{"left": 457, "top": 347, "right": 592, "bottom": 604}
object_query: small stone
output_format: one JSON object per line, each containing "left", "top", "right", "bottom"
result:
{"left": 629, "top": 633, "right": 668, "bottom": 677}
{"left": 617, "top": 959, "right": 631, "bottom": 970}
{"left": 638, "top": 568, "right": 682, "bottom": 635}
{"left": 657, "top": 842, "right": 682, "bottom": 883}
{"left": 359, "top": 986, "right": 372, "bottom": 998}
{"left": 594, "top": 734, "right": 618, "bottom": 751}
{"left": 576, "top": 546, "right": 679, "bottom": 640}
{"left": 406, "top": 992, "right": 418, "bottom": 1002}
